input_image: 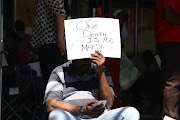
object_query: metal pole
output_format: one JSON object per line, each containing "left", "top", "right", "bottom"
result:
{"left": 14, "top": 0, "right": 16, "bottom": 21}
{"left": 0, "top": 0, "right": 3, "bottom": 119}
{"left": 0, "top": 9, "right": 2, "bottom": 120}
{"left": 134, "top": 0, "right": 138, "bottom": 57}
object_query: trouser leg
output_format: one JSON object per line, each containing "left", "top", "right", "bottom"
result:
{"left": 97, "top": 107, "right": 140, "bottom": 120}
{"left": 49, "top": 107, "right": 139, "bottom": 120}
{"left": 38, "top": 43, "right": 66, "bottom": 85}
{"left": 49, "top": 109, "right": 81, "bottom": 120}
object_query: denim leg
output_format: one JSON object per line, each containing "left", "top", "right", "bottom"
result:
{"left": 48, "top": 107, "right": 139, "bottom": 120}
{"left": 49, "top": 109, "right": 81, "bottom": 120}
{"left": 96, "top": 107, "right": 140, "bottom": 120}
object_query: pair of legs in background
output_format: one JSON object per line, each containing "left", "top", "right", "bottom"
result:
{"left": 157, "top": 42, "right": 180, "bottom": 119}
{"left": 38, "top": 43, "right": 67, "bottom": 85}
{"left": 38, "top": 43, "right": 67, "bottom": 120}
{"left": 49, "top": 107, "right": 140, "bottom": 120}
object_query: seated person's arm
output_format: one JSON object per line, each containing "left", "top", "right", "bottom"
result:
{"left": 44, "top": 73, "right": 80, "bottom": 115}
{"left": 90, "top": 51, "right": 114, "bottom": 109}
{"left": 98, "top": 72, "right": 114, "bottom": 109}
{"left": 46, "top": 99, "right": 80, "bottom": 115}
{"left": 46, "top": 99, "right": 105, "bottom": 118}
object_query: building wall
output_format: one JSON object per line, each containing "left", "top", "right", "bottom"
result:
{"left": 16, "top": 0, "right": 36, "bottom": 34}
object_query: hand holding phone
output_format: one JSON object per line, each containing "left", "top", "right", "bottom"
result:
{"left": 92, "top": 100, "right": 107, "bottom": 107}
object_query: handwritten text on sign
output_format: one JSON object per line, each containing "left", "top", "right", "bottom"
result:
{"left": 64, "top": 18, "right": 121, "bottom": 60}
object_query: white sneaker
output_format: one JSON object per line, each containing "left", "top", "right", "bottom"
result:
{"left": 164, "top": 116, "right": 176, "bottom": 120}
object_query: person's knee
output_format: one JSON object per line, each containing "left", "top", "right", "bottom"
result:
{"left": 124, "top": 107, "right": 140, "bottom": 119}
{"left": 49, "top": 109, "right": 70, "bottom": 120}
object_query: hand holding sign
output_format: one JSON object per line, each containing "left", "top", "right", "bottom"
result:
{"left": 90, "top": 50, "right": 105, "bottom": 74}
{"left": 64, "top": 18, "right": 121, "bottom": 60}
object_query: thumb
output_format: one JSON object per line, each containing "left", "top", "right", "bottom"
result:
{"left": 87, "top": 101, "right": 97, "bottom": 106}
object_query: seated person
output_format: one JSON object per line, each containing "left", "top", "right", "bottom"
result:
{"left": 2, "top": 28, "right": 36, "bottom": 87}
{"left": 44, "top": 50, "right": 140, "bottom": 120}
{"left": 2, "top": 28, "right": 45, "bottom": 119}
{"left": 14, "top": 19, "right": 32, "bottom": 60}
{"left": 2, "top": 28, "right": 45, "bottom": 95}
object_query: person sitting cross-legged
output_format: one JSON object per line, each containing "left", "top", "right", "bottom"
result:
{"left": 44, "top": 50, "right": 140, "bottom": 120}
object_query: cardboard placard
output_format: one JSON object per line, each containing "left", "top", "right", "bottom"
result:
{"left": 65, "top": 17, "right": 121, "bottom": 60}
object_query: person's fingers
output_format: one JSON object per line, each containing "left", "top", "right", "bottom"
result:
{"left": 97, "top": 107, "right": 105, "bottom": 113}
{"left": 91, "top": 51, "right": 105, "bottom": 64}
{"left": 93, "top": 106, "right": 105, "bottom": 116}
{"left": 62, "top": 45, "right": 66, "bottom": 50}
{"left": 91, "top": 60, "right": 101, "bottom": 65}
{"left": 87, "top": 101, "right": 96, "bottom": 106}
{"left": 91, "top": 55, "right": 105, "bottom": 64}
{"left": 60, "top": 47, "right": 63, "bottom": 53}
{"left": 95, "top": 104, "right": 105, "bottom": 109}
{"left": 93, "top": 111, "right": 102, "bottom": 117}
{"left": 62, "top": 49, "right": 67, "bottom": 55}
{"left": 95, "top": 50, "right": 104, "bottom": 58}
{"left": 90, "top": 57, "right": 101, "bottom": 62}
{"left": 91, "top": 53, "right": 102, "bottom": 60}
{"left": 60, "top": 46, "right": 67, "bottom": 55}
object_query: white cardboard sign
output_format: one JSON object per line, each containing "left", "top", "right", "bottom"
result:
{"left": 64, "top": 17, "right": 121, "bottom": 60}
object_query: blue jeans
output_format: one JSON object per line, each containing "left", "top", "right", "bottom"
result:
{"left": 49, "top": 107, "right": 140, "bottom": 120}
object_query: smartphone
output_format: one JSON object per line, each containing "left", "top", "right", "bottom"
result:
{"left": 92, "top": 100, "right": 107, "bottom": 107}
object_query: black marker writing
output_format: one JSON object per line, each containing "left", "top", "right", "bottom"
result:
{"left": 87, "top": 38, "right": 99, "bottom": 43}
{"left": 103, "top": 37, "right": 114, "bottom": 43}
{"left": 82, "top": 44, "right": 103, "bottom": 52}
{"left": 76, "top": 20, "right": 98, "bottom": 30}
{"left": 75, "top": 19, "right": 115, "bottom": 52}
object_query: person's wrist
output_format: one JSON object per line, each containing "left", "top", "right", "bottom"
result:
{"left": 82, "top": 106, "right": 87, "bottom": 115}
{"left": 97, "top": 70, "right": 104, "bottom": 78}
{"left": 77, "top": 106, "right": 84, "bottom": 116}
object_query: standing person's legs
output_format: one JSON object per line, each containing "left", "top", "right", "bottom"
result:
{"left": 39, "top": 43, "right": 66, "bottom": 85}
{"left": 38, "top": 43, "right": 67, "bottom": 120}
{"left": 157, "top": 42, "right": 180, "bottom": 119}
